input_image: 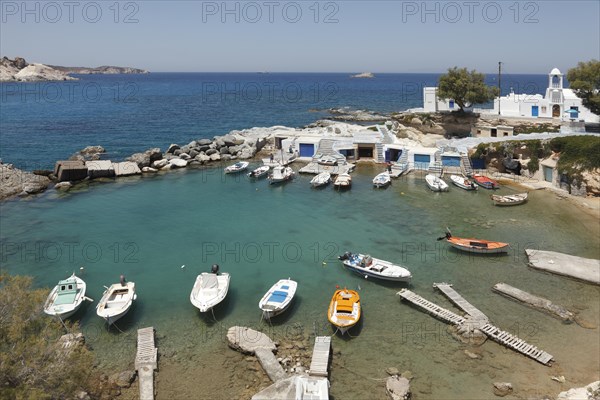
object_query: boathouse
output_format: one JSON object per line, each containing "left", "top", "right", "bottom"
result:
{"left": 471, "top": 124, "right": 515, "bottom": 138}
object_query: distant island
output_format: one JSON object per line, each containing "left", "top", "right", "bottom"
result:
{"left": 350, "top": 72, "right": 375, "bottom": 79}
{"left": 0, "top": 56, "right": 148, "bottom": 82}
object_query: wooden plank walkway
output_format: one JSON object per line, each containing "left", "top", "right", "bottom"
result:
{"left": 397, "top": 289, "right": 554, "bottom": 366}
{"left": 397, "top": 289, "right": 466, "bottom": 325}
{"left": 480, "top": 324, "right": 554, "bottom": 365}
{"left": 308, "top": 336, "right": 331, "bottom": 378}
{"left": 433, "top": 283, "right": 489, "bottom": 323}
{"left": 135, "top": 327, "right": 158, "bottom": 400}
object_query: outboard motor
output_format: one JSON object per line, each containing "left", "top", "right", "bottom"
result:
{"left": 211, "top": 264, "right": 220, "bottom": 274}
{"left": 338, "top": 252, "right": 352, "bottom": 261}
{"left": 120, "top": 274, "right": 126, "bottom": 286}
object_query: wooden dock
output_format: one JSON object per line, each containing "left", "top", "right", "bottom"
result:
{"left": 433, "top": 283, "right": 489, "bottom": 323}
{"left": 135, "top": 327, "right": 158, "bottom": 400}
{"left": 397, "top": 288, "right": 554, "bottom": 366}
{"left": 480, "top": 323, "right": 553, "bottom": 365}
{"left": 308, "top": 336, "right": 331, "bottom": 378}
{"left": 397, "top": 289, "right": 466, "bottom": 325}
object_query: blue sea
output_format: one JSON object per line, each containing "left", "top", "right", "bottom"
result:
{"left": 2, "top": 73, "right": 598, "bottom": 399}
{"left": 1, "top": 73, "right": 550, "bottom": 169}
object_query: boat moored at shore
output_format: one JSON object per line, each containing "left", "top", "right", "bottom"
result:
{"left": 190, "top": 264, "right": 231, "bottom": 313}
{"left": 372, "top": 172, "right": 391, "bottom": 188}
{"left": 328, "top": 288, "right": 361, "bottom": 335}
{"left": 450, "top": 174, "right": 477, "bottom": 190}
{"left": 96, "top": 277, "right": 136, "bottom": 326}
{"left": 491, "top": 192, "right": 528, "bottom": 206}
{"left": 473, "top": 174, "right": 499, "bottom": 189}
{"left": 439, "top": 230, "right": 509, "bottom": 254}
{"left": 338, "top": 252, "right": 412, "bottom": 282}
{"left": 425, "top": 174, "right": 449, "bottom": 192}
{"left": 258, "top": 279, "right": 298, "bottom": 319}
{"left": 225, "top": 162, "right": 249, "bottom": 174}
{"left": 44, "top": 273, "right": 91, "bottom": 319}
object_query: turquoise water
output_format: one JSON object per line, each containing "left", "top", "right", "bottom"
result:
{"left": 1, "top": 165, "right": 599, "bottom": 399}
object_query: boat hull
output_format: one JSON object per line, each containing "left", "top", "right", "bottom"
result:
{"left": 190, "top": 272, "right": 230, "bottom": 312}
{"left": 328, "top": 289, "right": 361, "bottom": 335}
{"left": 447, "top": 237, "right": 509, "bottom": 254}
{"left": 473, "top": 175, "right": 499, "bottom": 189}
{"left": 491, "top": 193, "right": 528, "bottom": 206}
{"left": 425, "top": 174, "right": 449, "bottom": 192}
{"left": 96, "top": 282, "right": 136, "bottom": 325}
{"left": 44, "top": 275, "right": 87, "bottom": 319}
{"left": 259, "top": 279, "right": 297, "bottom": 319}
{"left": 450, "top": 175, "right": 477, "bottom": 190}
{"left": 343, "top": 263, "right": 411, "bottom": 282}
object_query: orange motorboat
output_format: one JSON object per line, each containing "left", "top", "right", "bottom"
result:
{"left": 439, "top": 230, "right": 509, "bottom": 254}
{"left": 327, "top": 288, "right": 361, "bottom": 334}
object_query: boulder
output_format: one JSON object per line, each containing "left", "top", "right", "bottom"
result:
{"left": 1, "top": 164, "right": 51, "bottom": 200}
{"left": 221, "top": 154, "right": 233, "bottom": 161}
{"left": 166, "top": 144, "right": 180, "bottom": 154}
{"left": 239, "top": 148, "right": 255, "bottom": 159}
{"left": 160, "top": 164, "right": 172, "bottom": 171}
{"left": 557, "top": 381, "right": 600, "bottom": 400}
{"left": 22, "top": 181, "right": 50, "bottom": 194}
{"left": 54, "top": 181, "right": 72, "bottom": 191}
{"left": 205, "top": 148, "right": 218, "bottom": 156}
{"left": 173, "top": 149, "right": 182, "bottom": 156}
{"left": 195, "top": 154, "right": 211, "bottom": 163}
{"left": 179, "top": 153, "right": 191, "bottom": 160}
{"left": 215, "top": 138, "right": 225, "bottom": 148}
{"left": 112, "top": 162, "right": 141, "bottom": 177}
{"left": 219, "top": 147, "right": 230, "bottom": 155}
{"left": 386, "top": 367, "right": 400, "bottom": 376}
{"left": 188, "top": 140, "right": 198, "bottom": 148}
{"left": 180, "top": 145, "right": 190, "bottom": 154}
{"left": 493, "top": 382, "right": 513, "bottom": 397}
{"left": 127, "top": 148, "right": 162, "bottom": 168}
{"left": 197, "top": 138, "right": 212, "bottom": 146}
{"left": 189, "top": 150, "right": 199, "bottom": 158}
{"left": 198, "top": 145, "right": 211, "bottom": 153}
{"left": 109, "top": 371, "right": 136, "bottom": 389}
{"left": 169, "top": 159, "right": 188, "bottom": 168}
{"left": 142, "top": 167, "right": 157, "bottom": 173}
{"left": 152, "top": 159, "right": 168, "bottom": 169}
{"left": 209, "top": 153, "right": 221, "bottom": 161}
{"left": 386, "top": 376, "right": 411, "bottom": 400}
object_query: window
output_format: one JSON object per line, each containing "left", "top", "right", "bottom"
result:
{"left": 449, "top": 100, "right": 454, "bottom": 109}
{"left": 503, "top": 132, "right": 508, "bottom": 137}
{"left": 491, "top": 129, "right": 497, "bottom": 137}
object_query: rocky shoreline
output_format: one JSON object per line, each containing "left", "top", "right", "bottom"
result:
{"left": 0, "top": 56, "right": 147, "bottom": 82}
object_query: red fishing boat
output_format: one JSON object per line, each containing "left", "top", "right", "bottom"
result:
{"left": 472, "top": 174, "right": 499, "bottom": 189}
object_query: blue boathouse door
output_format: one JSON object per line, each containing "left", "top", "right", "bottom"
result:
{"left": 531, "top": 106, "right": 539, "bottom": 117}
{"left": 299, "top": 143, "right": 314, "bottom": 157}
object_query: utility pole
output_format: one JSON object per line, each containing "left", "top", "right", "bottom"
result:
{"left": 498, "top": 61, "right": 502, "bottom": 117}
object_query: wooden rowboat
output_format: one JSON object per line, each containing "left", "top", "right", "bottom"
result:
{"left": 491, "top": 192, "right": 528, "bottom": 206}
{"left": 439, "top": 230, "right": 509, "bottom": 254}
{"left": 472, "top": 174, "right": 499, "bottom": 189}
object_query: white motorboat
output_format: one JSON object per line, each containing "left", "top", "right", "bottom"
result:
{"left": 450, "top": 174, "right": 477, "bottom": 190}
{"left": 317, "top": 155, "right": 337, "bottom": 166}
{"left": 258, "top": 279, "right": 297, "bottom": 319}
{"left": 491, "top": 192, "right": 528, "bottom": 206}
{"left": 248, "top": 165, "right": 270, "bottom": 179}
{"left": 333, "top": 173, "right": 352, "bottom": 189}
{"left": 96, "top": 277, "right": 136, "bottom": 326}
{"left": 310, "top": 172, "right": 331, "bottom": 187}
{"left": 425, "top": 174, "right": 449, "bottom": 192}
{"left": 44, "top": 273, "right": 91, "bottom": 319}
{"left": 269, "top": 165, "right": 294, "bottom": 184}
{"left": 338, "top": 252, "right": 412, "bottom": 282}
{"left": 190, "top": 264, "right": 230, "bottom": 312}
{"left": 372, "top": 172, "right": 391, "bottom": 188}
{"left": 224, "top": 161, "right": 249, "bottom": 174}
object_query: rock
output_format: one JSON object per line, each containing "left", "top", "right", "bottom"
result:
{"left": 169, "top": 159, "right": 188, "bottom": 168}
{"left": 11, "top": 63, "right": 77, "bottom": 82}
{"left": 166, "top": 144, "right": 180, "bottom": 154}
{"left": 551, "top": 375, "right": 566, "bottom": 383}
{"left": 109, "top": 371, "right": 136, "bottom": 388}
{"left": 152, "top": 159, "right": 168, "bottom": 169}
{"left": 76, "top": 391, "right": 91, "bottom": 400}
{"left": 239, "top": 148, "right": 255, "bottom": 159}
{"left": 401, "top": 371, "right": 413, "bottom": 381}
{"left": 179, "top": 153, "right": 191, "bottom": 160}
{"left": 54, "top": 181, "right": 72, "bottom": 191}
{"left": 197, "top": 138, "right": 212, "bottom": 146}
{"left": 209, "top": 153, "right": 221, "bottom": 161}
{"left": 220, "top": 146, "right": 230, "bottom": 155}
{"left": 160, "top": 164, "right": 172, "bottom": 171}
{"left": 386, "top": 376, "right": 411, "bottom": 400}
{"left": 1, "top": 164, "right": 52, "bottom": 200}
{"left": 205, "top": 148, "right": 218, "bottom": 156}
{"left": 189, "top": 149, "right": 199, "bottom": 158}
{"left": 142, "top": 167, "right": 157, "bottom": 173}
{"left": 195, "top": 154, "right": 211, "bottom": 163}
{"left": 180, "top": 145, "right": 190, "bottom": 154}
{"left": 86, "top": 160, "right": 115, "bottom": 179}
{"left": 493, "top": 382, "right": 513, "bottom": 397}
{"left": 386, "top": 367, "right": 400, "bottom": 376}
{"left": 464, "top": 350, "right": 481, "bottom": 359}
{"left": 557, "top": 381, "right": 600, "bottom": 400}
{"left": 127, "top": 148, "right": 162, "bottom": 168}
{"left": 221, "top": 154, "right": 233, "bottom": 161}
{"left": 199, "top": 145, "right": 211, "bottom": 153}
{"left": 173, "top": 149, "right": 182, "bottom": 156}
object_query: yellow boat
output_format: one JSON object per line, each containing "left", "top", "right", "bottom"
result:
{"left": 327, "top": 289, "right": 361, "bottom": 334}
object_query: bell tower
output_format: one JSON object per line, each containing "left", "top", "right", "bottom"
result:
{"left": 547, "top": 68, "right": 563, "bottom": 118}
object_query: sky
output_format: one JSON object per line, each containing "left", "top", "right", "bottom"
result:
{"left": 1, "top": 0, "right": 599, "bottom": 73}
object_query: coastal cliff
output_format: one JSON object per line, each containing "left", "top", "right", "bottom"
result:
{"left": 0, "top": 56, "right": 148, "bottom": 82}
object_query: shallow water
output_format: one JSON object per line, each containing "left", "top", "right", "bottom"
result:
{"left": 1, "top": 165, "right": 598, "bottom": 399}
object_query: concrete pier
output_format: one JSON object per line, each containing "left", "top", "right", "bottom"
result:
{"left": 135, "top": 327, "right": 158, "bottom": 400}
{"left": 525, "top": 249, "right": 600, "bottom": 285}
{"left": 492, "top": 283, "right": 575, "bottom": 322}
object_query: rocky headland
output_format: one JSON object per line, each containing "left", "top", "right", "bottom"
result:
{"left": 0, "top": 56, "right": 148, "bottom": 82}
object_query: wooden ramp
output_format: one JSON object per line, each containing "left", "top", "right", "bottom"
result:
{"left": 308, "top": 336, "right": 331, "bottom": 377}
{"left": 135, "top": 327, "right": 158, "bottom": 400}
{"left": 433, "top": 283, "right": 488, "bottom": 322}
{"left": 397, "top": 289, "right": 466, "bottom": 325}
{"left": 480, "top": 324, "right": 553, "bottom": 365}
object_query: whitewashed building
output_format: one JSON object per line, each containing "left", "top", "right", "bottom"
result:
{"left": 422, "top": 68, "right": 599, "bottom": 123}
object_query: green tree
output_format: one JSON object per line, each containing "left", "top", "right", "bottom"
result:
{"left": 0, "top": 274, "right": 94, "bottom": 399}
{"left": 567, "top": 59, "right": 600, "bottom": 115}
{"left": 437, "top": 67, "right": 499, "bottom": 112}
